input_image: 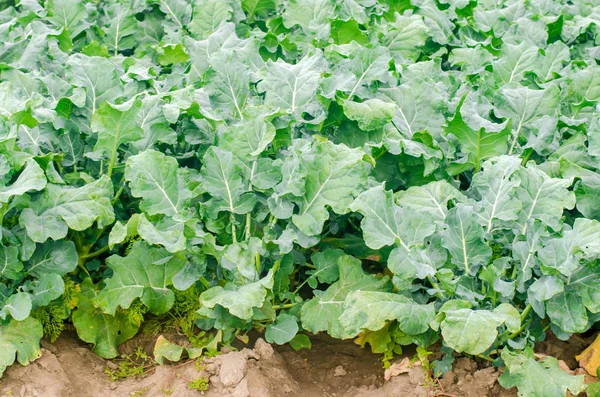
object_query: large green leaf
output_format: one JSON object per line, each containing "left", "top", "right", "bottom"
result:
{"left": 188, "top": 0, "right": 233, "bottom": 38}
{"left": 494, "top": 85, "right": 560, "bottom": 155}
{"left": 204, "top": 51, "right": 250, "bottom": 119}
{"left": 103, "top": 5, "right": 138, "bottom": 55}
{"left": 67, "top": 54, "right": 122, "bottom": 116}
{"left": 72, "top": 279, "right": 139, "bottom": 359}
{"left": 499, "top": 349, "right": 586, "bottom": 397}
{"left": 340, "top": 291, "right": 434, "bottom": 336}
{"left": 292, "top": 140, "right": 368, "bottom": 236}
{"left": 538, "top": 218, "right": 600, "bottom": 277}
{"left": 26, "top": 241, "right": 78, "bottom": 277}
{"left": 46, "top": 0, "right": 88, "bottom": 37}
{"left": 395, "top": 181, "right": 466, "bottom": 222}
{"left": 282, "top": 0, "right": 335, "bottom": 39}
{"left": 0, "top": 318, "right": 43, "bottom": 376}
{"left": 91, "top": 100, "right": 144, "bottom": 175}
{"left": 94, "top": 242, "right": 186, "bottom": 315}
{"left": 200, "top": 270, "right": 274, "bottom": 320}
{"left": 342, "top": 99, "right": 395, "bottom": 131}
{"left": 382, "top": 14, "right": 429, "bottom": 64}
{"left": 351, "top": 184, "right": 436, "bottom": 249}
{"left": 515, "top": 165, "right": 575, "bottom": 234}
{"left": 471, "top": 155, "right": 521, "bottom": 233}
{"left": 125, "top": 150, "right": 192, "bottom": 219}
{"left": 0, "top": 159, "right": 46, "bottom": 204}
{"left": 0, "top": 246, "right": 22, "bottom": 280}
{"left": 441, "top": 204, "right": 492, "bottom": 274}
{"left": 265, "top": 313, "right": 299, "bottom": 345}
{"left": 300, "top": 255, "right": 391, "bottom": 338}
{"left": 19, "top": 177, "right": 115, "bottom": 243}
{"left": 545, "top": 289, "right": 588, "bottom": 333}
{"left": 257, "top": 52, "right": 326, "bottom": 118}
{"left": 440, "top": 304, "right": 519, "bottom": 355}
{"left": 200, "top": 147, "right": 255, "bottom": 215}
{"left": 445, "top": 97, "right": 511, "bottom": 174}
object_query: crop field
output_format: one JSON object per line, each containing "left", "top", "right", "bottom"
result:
{"left": 1, "top": 0, "right": 600, "bottom": 395}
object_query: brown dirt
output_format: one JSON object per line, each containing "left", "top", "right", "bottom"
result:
{"left": 0, "top": 330, "right": 596, "bottom": 397}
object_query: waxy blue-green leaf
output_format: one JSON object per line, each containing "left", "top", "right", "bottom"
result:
{"left": 0, "top": 318, "right": 42, "bottom": 377}
{"left": 351, "top": 184, "right": 436, "bottom": 249}
{"left": 336, "top": 46, "right": 392, "bottom": 100}
{"left": 30, "top": 273, "right": 64, "bottom": 307}
{"left": 340, "top": 291, "right": 435, "bottom": 336}
{"left": 538, "top": 218, "right": 600, "bottom": 277}
{"left": 46, "top": 0, "right": 88, "bottom": 37}
{"left": 94, "top": 242, "right": 186, "bottom": 315}
{"left": 282, "top": 0, "right": 335, "bottom": 39}
{"left": 158, "top": 0, "right": 192, "bottom": 28}
{"left": 545, "top": 289, "right": 588, "bottom": 333}
{"left": 0, "top": 246, "right": 22, "bottom": 281}
{"left": 499, "top": 349, "right": 586, "bottom": 397}
{"left": 568, "top": 264, "right": 600, "bottom": 314}
{"left": 200, "top": 270, "right": 274, "bottom": 320}
{"left": 395, "top": 181, "right": 466, "bottom": 222}
{"left": 301, "top": 255, "right": 391, "bottom": 339}
{"left": 91, "top": 100, "right": 144, "bottom": 175}
{"left": 0, "top": 292, "right": 32, "bottom": 321}
{"left": 204, "top": 51, "right": 250, "bottom": 120}
{"left": 219, "top": 116, "right": 277, "bottom": 165}
{"left": 103, "top": 5, "right": 138, "bottom": 55}
{"left": 0, "top": 159, "right": 46, "bottom": 204}
{"left": 492, "top": 42, "right": 539, "bottom": 85}
{"left": 200, "top": 147, "right": 255, "bottom": 215}
{"left": 441, "top": 204, "right": 492, "bottom": 274}
{"left": 310, "top": 248, "right": 344, "bottom": 284}
{"left": 72, "top": 279, "right": 139, "bottom": 359}
{"left": 567, "top": 65, "right": 600, "bottom": 103}
{"left": 440, "top": 304, "right": 520, "bottom": 355}
{"left": 342, "top": 99, "right": 395, "bottom": 131}
{"left": 26, "top": 241, "right": 78, "bottom": 277}
{"left": 471, "top": 156, "right": 522, "bottom": 233}
{"left": 257, "top": 52, "right": 326, "bottom": 119}
{"left": 514, "top": 165, "right": 575, "bottom": 234}
{"left": 137, "top": 215, "right": 186, "bottom": 253}
{"left": 378, "top": 81, "right": 447, "bottom": 140}
{"left": 494, "top": 84, "right": 560, "bottom": 155}
{"left": 19, "top": 176, "right": 114, "bottom": 243}
{"left": 188, "top": 0, "right": 233, "bottom": 39}
{"left": 292, "top": 140, "right": 368, "bottom": 236}
{"left": 445, "top": 97, "right": 511, "bottom": 174}
{"left": 381, "top": 14, "right": 429, "bottom": 64}
{"left": 388, "top": 241, "right": 447, "bottom": 289}
{"left": 125, "top": 150, "right": 192, "bottom": 219}
{"left": 266, "top": 313, "right": 299, "bottom": 345}
{"left": 67, "top": 55, "right": 122, "bottom": 117}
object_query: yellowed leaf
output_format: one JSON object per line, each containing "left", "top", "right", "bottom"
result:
{"left": 576, "top": 333, "right": 600, "bottom": 377}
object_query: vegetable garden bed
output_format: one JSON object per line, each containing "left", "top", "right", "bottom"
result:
{"left": 1, "top": 0, "right": 600, "bottom": 395}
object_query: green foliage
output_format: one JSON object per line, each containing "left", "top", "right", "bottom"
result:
{"left": 105, "top": 347, "right": 152, "bottom": 381}
{"left": 187, "top": 377, "right": 209, "bottom": 391}
{"left": 1, "top": 0, "right": 599, "bottom": 395}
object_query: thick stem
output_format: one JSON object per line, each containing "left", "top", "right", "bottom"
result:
{"left": 427, "top": 275, "right": 444, "bottom": 299}
{"left": 507, "top": 304, "right": 533, "bottom": 340}
{"left": 230, "top": 213, "right": 237, "bottom": 244}
{"left": 520, "top": 303, "right": 532, "bottom": 323}
{"left": 244, "top": 162, "right": 256, "bottom": 241}
{"left": 255, "top": 252, "right": 261, "bottom": 273}
{"left": 112, "top": 184, "right": 125, "bottom": 205}
{"left": 80, "top": 245, "right": 110, "bottom": 260}
{"left": 272, "top": 302, "right": 298, "bottom": 310}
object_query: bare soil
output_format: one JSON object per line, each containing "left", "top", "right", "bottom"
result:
{"left": 0, "top": 331, "right": 595, "bottom": 397}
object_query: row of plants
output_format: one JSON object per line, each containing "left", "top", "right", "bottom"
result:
{"left": 1, "top": 0, "right": 600, "bottom": 394}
